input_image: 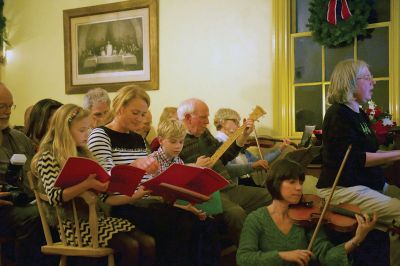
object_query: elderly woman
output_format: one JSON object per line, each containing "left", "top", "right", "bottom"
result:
{"left": 87, "top": 85, "right": 218, "bottom": 266}
{"left": 237, "top": 158, "right": 376, "bottom": 266}
{"left": 316, "top": 59, "right": 400, "bottom": 265}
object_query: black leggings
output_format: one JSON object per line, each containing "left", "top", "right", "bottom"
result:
{"left": 108, "top": 230, "right": 155, "bottom": 266}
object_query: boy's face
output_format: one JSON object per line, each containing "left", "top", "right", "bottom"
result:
{"left": 160, "top": 135, "right": 186, "bottom": 159}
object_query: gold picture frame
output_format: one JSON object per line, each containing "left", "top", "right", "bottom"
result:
{"left": 63, "top": 0, "right": 159, "bottom": 94}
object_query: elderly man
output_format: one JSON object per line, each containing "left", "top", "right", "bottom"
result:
{"left": 83, "top": 87, "right": 112, "bottom": 128}
{"left": 178, "top": 98, "right": 272, "bottom": 245}
{"left": 0, "top": 83, "right": 47, "bottom": 265}
{"left": 134, "top": 110, "right": 153, "bottom": 153}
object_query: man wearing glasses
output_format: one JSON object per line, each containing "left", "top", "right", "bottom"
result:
{"left": 0, "top": 83, "right": 47, "bottom": 266}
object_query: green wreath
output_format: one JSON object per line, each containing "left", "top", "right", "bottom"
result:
{"left": 307, "top": 0, "right": 372, "bottom": 48}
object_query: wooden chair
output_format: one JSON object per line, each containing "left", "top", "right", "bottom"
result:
{"left": 27, "top": 173, "right": 115, "bottom": 266}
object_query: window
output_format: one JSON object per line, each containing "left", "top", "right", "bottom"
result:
{"left": 272, "top": 0, "right": 399, "bottom": 138}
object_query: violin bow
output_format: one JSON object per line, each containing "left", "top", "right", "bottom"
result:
{"left": 253, "top": 128, "right": 264, "bottom": 159}
{"left": 307, "top": 144, "right": 352, "bottom": 251}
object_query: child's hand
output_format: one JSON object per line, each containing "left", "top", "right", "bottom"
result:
{"left": 251, "top": 159, "right": 269, "bottom": 170}
{"left": 132, "top": 185, "right": 151, "bottom": 200}
{"left": 195, "top": 155, "right": 212, "bottom": 168}
{"left": 130, "top": 157, "right": 160, "bottom": 175}
{"left": 84, "top": 173, "right": 109, "bottom": 192}
{"left": 181, "top": 203, "right": 207, "bottom": 221}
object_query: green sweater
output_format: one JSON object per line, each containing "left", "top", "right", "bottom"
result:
{"left": 237, "top": 207, "right": 349, "bottom": 266}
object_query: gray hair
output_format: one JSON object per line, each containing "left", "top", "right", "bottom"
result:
{"left": 327, "top": 59, "right": 369, "bottom": 105}
{"left": 177, "top": 98, "right": 200, "bottom": 121}
{"left": 83, "top": 88, "right": 111, "bottom": 110}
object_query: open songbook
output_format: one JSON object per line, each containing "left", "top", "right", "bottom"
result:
{"left": 142, "top": 163, "right": 230, "bottom": 204}
{"left": 54, "top": 157, "right": 145, "bottom": 196}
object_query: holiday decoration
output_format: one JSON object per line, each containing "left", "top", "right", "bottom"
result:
{"left": 307, "top": 0, "right": 373, "bottom": 48}
{"left": 364, "top": 100, "right": 396, "bottom": 145}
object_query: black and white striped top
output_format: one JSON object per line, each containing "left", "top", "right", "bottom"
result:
{"left": 88, "top": 126, "right": 148, "bottom": 172}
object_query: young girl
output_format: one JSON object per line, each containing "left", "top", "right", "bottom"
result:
{"left": 31, "top": 104, "right": 155, "bottom": 266}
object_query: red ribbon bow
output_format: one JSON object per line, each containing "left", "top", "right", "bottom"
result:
{"left": 327, "top": 0, "right": 352, "bottom": 25}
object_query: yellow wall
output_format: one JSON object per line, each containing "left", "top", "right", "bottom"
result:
{"left": 3, "top": 0, "right": 274, "bottom": 136}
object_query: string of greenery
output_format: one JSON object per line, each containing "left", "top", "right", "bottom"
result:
{"left": 307, "top": 0, "right": 372, "bottom": 48}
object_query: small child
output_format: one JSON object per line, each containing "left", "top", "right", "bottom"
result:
{"left": 31, "top": 104, "right": 155, "bottom": 266}
{"left": 149, "top": 118, "right": 220, "bottom": 265}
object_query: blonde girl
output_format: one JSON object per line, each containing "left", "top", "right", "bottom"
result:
{"left": 31, "top": 104, "right": 155, "bottom": 266}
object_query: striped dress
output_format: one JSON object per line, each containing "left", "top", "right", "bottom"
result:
{"left": 36, "top": 151, "right": 135, "bottom": 247}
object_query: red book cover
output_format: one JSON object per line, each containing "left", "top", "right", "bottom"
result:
{"left": 55, "top": 157, "right": 145, "bottom": 196}
{"left": 142, "top": 164, "right": 229, "bottom": 203}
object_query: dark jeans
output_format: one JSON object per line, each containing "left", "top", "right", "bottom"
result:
{"left": 0, "top": 204, "right": 52, "bottom": 266}
{"left": 111, "top": 200, "right": 220, "bottom": 266}
{"left": 326, "top": 228, "right": 390, "bottom": 266}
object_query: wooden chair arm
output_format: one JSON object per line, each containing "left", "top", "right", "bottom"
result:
{"left": 77, "top": 191, "right": 100, "bottom": 248}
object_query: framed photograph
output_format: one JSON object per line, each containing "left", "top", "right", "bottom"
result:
{"left": 63, "top": 0, "right": 159, "bottom": 94}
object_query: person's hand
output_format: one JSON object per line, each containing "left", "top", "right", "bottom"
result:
{"left": 130, "top": 157, "right": 160, "bottom": 175}
{"left": 278, "top": 250, "right": 313, "bottom": 266}
{"left": 84, "top": 173, "right": 109, "bottom": 192}
{"left": 353, "top": 213, "right": 377, "bottom": 243}
{"left": 181, "top": 203, "right": 207, "bottom": 221}
{"left": 280, "top": 138, "right": 291, "bottom": 151}
{"left": 242, "top": 118, "right": 255, "bottom": 137}
{"left": 251, "top": 159, "right": 269, "bottom": 170}
{"left": 131, "top": 185, "right": 151, "bottom": 200}
{"left": 195, "top": 155, "right": 213, "bottom": 168}
{"left": 0, "top": 192, "right": 13, "bottom": 206}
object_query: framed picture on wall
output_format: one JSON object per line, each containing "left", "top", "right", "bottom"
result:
{"left": 63, "top": 0, "right": 159, "bottom": 94}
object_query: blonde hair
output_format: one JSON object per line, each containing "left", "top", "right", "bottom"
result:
{"left": 31, "top": 104, "right": 92, "bottom": 174}
{"left": 213, "top": 108, "right": 241, "bottom": 130}
{"left": 159, "top": 107, "right": 178, "bottom": 124}
{"left": 327, "top": 59, "right": 369, "bottom": 105}
{"left": 157, "top": 119, "right": 186, "bottom": 140}
{"left": 111, "top": 85, "right": 150, "bottom": 116}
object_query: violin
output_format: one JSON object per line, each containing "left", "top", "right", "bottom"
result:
{"left": 288, "top": 194, "right": 400, "bottom": 235}
{"left": 245, "top": 135, "right": 298, "bottom": 149}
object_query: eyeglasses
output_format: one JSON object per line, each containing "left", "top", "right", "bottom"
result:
{"left": 0, "top": 104, "right": 16, "bottom": 111}
{"left": 357, "top": 75, "right": 374, "bottom": 81}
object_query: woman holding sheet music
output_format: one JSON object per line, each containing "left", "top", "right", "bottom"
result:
{"left": 31, "top": 104, "right": 155, "bottom": 266}
{"left": 88, "top": 85, "right": 220, "bottom": 266}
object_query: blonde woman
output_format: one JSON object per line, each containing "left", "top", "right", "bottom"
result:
{"left": 317, "top": 59, "right": 400, "bottom": 265}
{"left": 88, "top": 85, "right": 211, "bottom": 265}
{"left": 31, "top": 104, "right": 155, "bottom": 266}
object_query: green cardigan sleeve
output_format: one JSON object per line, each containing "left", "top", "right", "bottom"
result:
{"left": 236, "top": 212, "right": 285, "bottom": 266}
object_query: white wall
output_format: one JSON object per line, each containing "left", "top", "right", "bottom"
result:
{"left": 3, "top": 0, "right": 274, "bottom": 135}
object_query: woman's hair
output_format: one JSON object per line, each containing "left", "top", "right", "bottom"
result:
{"left": 159, "top": 107, "right": 178, "bottom": 124}
{"left": 266, "top": 158, "right": 305, "bottom": 200}
{"left": 111, "top": 85, "right": 150, "bottom": 116}
{"left": 31, "top": 104, "right": 92, "bottom": 174}
{"left": 327, "top": 59, "right": 369, "bottom": 105}
{"left": 82, "top": 87, "right": 111, "bottom": 110}
{"left": 213, "top": 108, "right": 241, "bottom": 130}
{"left": 157, "top": 119, "right": 186, "bottom": 139}
{"left": 25, "top": 98, "right": 63, "bottom": 145}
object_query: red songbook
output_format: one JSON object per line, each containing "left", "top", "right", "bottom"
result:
{"left": 142, "top": 163, "right": 229, "bottom": 204}
{"left": 55, "top": 157, "right": 145, "bottom": 196}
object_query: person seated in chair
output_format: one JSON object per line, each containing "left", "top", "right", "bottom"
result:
{"left": 0, "top": 83, "right": 47, "bottom": 266}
